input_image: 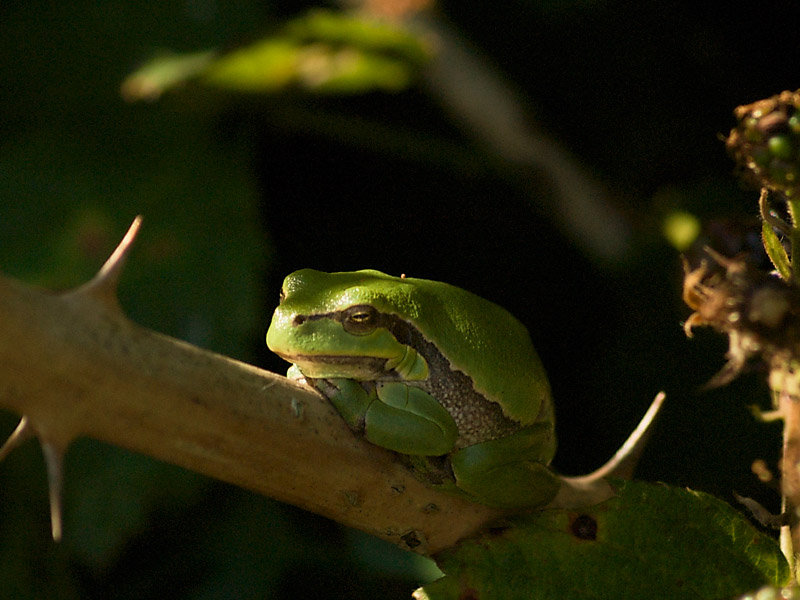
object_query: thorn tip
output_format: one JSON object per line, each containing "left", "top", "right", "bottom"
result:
{"left": 73, "top": 215, "right": 143, "bottom": 303}
{"left": 41, "top": 441, "right": 65, "bottom": 542}
{"left": 549, "top": 392, "right": 667, "bottom": 510}
{"left": 0, "top": 416, "right": 34, "bottom": 462}
{"left": 567, "top": 390, "right": 666, "bottom": 483}
{"left": 98, "top": 215, "right": 142, "bottom": 282}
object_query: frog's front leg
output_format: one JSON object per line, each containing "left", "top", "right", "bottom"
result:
{"left": 450, "top": 424, "right": 561, "bottom": 509}
{"left": 321, "top": 379, "right": 459, "bottom": 456}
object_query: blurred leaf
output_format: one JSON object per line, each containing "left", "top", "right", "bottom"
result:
{"left": 121, "top": 50, "right": 217, "bottom": 102}
{"left": 204, "top": 40, "right": 417, "bottom": 93}
{"left": 122, "top": 9, "right": 430, "bottom": 99}
{"left": 202, "top": 39, "right": 301, "bottom": 92}
{"left": 416, "top": 480, "right": 788, "bottom": 600}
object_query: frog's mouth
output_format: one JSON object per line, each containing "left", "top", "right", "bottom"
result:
{"left": 276, "top": 353, "right": 392, "bottom": 380}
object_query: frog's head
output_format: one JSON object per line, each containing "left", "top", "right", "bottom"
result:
{"left": 266, "top": 269, "right": 429, "bottom": 381}
{"left": 268, "top": 268, "right": 552, "bottom": 427}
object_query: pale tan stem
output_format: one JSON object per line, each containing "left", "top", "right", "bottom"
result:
{"left": 780, "top": 387, "right": 800, "bottom": 579}
{"left": 340, "top": 1, "right": 632, "bottom": 264}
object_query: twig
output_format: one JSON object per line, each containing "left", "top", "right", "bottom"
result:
{"left": 340, "top": 1, "right": 632, "bottom": 264}
{"left": 411, "top": 13, "right": 631, "bottom": 264}
{"left": 779, "top": 385, "right": 800, "bottom": 578}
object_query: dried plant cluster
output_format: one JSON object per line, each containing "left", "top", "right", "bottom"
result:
{"left": 685, "top": 87, "right": 800, "bottom": 576}
{"left": 683, "top": 250, "right": 800, "bottom": 392}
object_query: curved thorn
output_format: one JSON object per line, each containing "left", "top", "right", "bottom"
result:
{"left": 96, "top": 215, "right": 143, "bottom": 284}
{"left": 72, "top": 215, "right": 143, "bottom": 303}
{"left": 40, "top": 441, "right": 65, "bottom": 542}
{"left": 0, "top": 416, "right": 34, "bottom": 462}
{"left": 589, "top": 391, "right": 666, "bottom": 481}
{"left": 549, "top": 392, "right": 666, "bottom": 510}
{"left": 565, "top": 391, "right": 666, "bottom": 484}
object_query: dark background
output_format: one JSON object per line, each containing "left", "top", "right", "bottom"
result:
{"left": 1, "top": 0, "right": 797, "bottom": 597}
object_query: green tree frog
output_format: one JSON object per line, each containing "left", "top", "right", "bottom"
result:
{"left": 266, "top": 269, "right": 560, "bottom": 508}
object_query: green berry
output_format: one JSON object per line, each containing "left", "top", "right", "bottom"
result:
{"left": 790, "top": 112, "right": 800, "bottom": 133}
{"left": 768, "top": 134, "right": 794, "bottom": 159}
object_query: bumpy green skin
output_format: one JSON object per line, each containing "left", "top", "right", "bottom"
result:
{"left": 267, "top": 269, "right": 559, "bottom": 508}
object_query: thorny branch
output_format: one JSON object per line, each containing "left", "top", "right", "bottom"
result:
{"left": 0, "top": 219, "right": 661, "bottom": 555}
{"left": 0, "top": 218, "right": 500, "bottom": 554}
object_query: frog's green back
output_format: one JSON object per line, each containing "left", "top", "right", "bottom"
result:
{"left": 292, "top": 269, "right": 552, "bottom": 425}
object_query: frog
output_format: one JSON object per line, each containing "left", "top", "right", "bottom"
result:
{"left": 266, "top": 268, "right": 561, "bottom": 509}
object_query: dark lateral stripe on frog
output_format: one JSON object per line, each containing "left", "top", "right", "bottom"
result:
{"left": 386, "top": 314, "right": 523, "bottom": 446}
{"left": 304, "top": 308, "right": 523, "bottom": 446}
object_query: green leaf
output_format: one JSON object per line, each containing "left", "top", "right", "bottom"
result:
{"left": 416, "top": 480, "right": 788, "bottom": 600}
{"left": 202, "top": 39, "right": 416, "bottom": 94}
{"left": 762, "top": 221, "right": 792, "bottom": 281}
{"left": 122, "top": 9, "right": 430, "bottom": 99}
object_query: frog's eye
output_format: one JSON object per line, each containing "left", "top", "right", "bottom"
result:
{"left": 341, "top": 305, "right": 378, "bottom": 335}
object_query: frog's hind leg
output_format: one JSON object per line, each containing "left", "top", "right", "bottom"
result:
{"left": 450, "top": 424, "right": 560, "bottom": 509}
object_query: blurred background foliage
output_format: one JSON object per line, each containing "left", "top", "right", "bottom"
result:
{"left": 2, "top": 0, "right": 800, "bottom": 597}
